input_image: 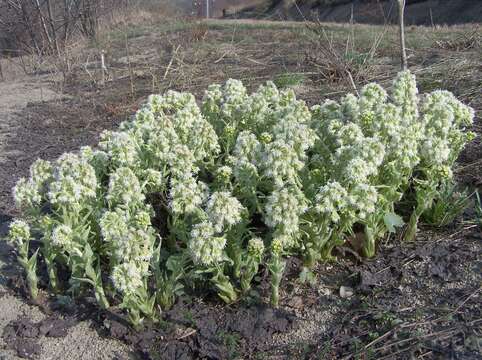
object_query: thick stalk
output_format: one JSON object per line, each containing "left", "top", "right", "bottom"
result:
{"left": 362, "top": 226, "right": 376, "bottom": 258}
{"left": 45, "top": 257, "right": 59, "bottom": 292}
{"left": 398, "top": 0, "right": 408, "bottom": 70}
{"left": 405, "top": 210, "right": 420, "bottom": 242}
{"left": 268, "top": 255, "right": 285, "bottom": 308}
{"left": 94, "top": 284, "right": 110, "bottom": 309}
{"left": 240, "top": 258, "right": 259, "bottom": 293}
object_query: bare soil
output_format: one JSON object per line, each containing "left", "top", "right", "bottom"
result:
{"left": 0, "top": 19, "right": 480, "bottom": 359}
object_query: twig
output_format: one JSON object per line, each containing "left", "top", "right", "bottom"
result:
{"left": 372, "top": 328, "right": 456, "bottom": 353}
{"left": 176, "top": 328, "right": 197, "bottom": 340}
{"left": 452, "top": 286, "right": 481, "bottom": 314}
{"left": 163, "top": 45, "right": 180, "bottom": 81}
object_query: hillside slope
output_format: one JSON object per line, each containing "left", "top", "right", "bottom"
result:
{"left": 234, "top": 0, "right": 482, "bottom": 25}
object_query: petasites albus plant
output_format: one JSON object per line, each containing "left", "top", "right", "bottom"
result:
{"left": 7, "top": 71, "right": 474, "bottom": 326}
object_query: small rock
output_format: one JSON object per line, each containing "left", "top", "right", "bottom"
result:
{"left": 339, "top": 286, "right": 354, "bottom": 298}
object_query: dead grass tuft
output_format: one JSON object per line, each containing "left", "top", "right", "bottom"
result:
{"left": 434, "top": 26, "right": 481, "bottom": 51}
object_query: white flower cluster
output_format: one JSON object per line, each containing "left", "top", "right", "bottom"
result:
{"left": 8, "top": 219, "right": 31, "bottom": 248}
{"left": 247, "top": 237, "right": 265, "bottom": 259}
{"left": 48, "top": 153, "right": 97, "bottom": 207}
{"left": 420, "top": 90, "right": 475, "bottom": 172}
{"left": 13, "top": 159, "right": 53, "bottom": 210}
{"left": 169, "top": 176, "right": 207, "bottom": 215}
{"left": 206, "top": 191, "right": 245, "bottom": 232}
{"left": 189, "top": 221, "right": 226, "bottom": 266}
{"left": 264, "top": 186, "right": 308, "bottom": 239}
{"left": 314, "top": 181, "right": 348, "bottom": 223}
{"left": 107, "top": 167, "right": 145, "bottom": 208}
{"left": 111, "top": 262, "right": 144, "bottom": 296}
{"left": 51, "top": 224, "right": 73, "bottom": 249}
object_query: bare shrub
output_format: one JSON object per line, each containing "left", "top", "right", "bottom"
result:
{"left": 305, "top": 20, "right": 386, "bottom": 91}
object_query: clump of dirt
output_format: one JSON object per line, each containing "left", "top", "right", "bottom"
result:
{"left": 3, "top": 316, "right": 75, "bottom": 359}
{"left": 100, "top": 300, "right": 296, "bottom": 359}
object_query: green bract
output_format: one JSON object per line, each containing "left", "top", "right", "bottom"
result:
{"left": 6, "top": 71, "right": 475, "bottom": 325}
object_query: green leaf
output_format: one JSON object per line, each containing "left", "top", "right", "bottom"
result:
{"left": 383, "top": 212, "right": 404, "bottom": 233}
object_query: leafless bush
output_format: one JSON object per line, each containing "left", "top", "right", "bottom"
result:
{"left": 305, "top": 20, "right": 386, "bottom": 91}
{"left": 0, "top": 0, "right": 176, "bottom": 57}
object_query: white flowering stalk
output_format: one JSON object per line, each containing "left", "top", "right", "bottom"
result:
{"left": 206, "top": 191, "right": 245, "bottom": 233}
{"left": 13, "top": 159, "right": 53, "bottom": 214}
{"left": 48, "top": 153, "right": 97, "bottom": 210}
{"left": 264, "top": 186, "right": 308, "bottom": 241}
{"left": 405, "top": 89, "right": 475, "bottom": 241}
{"left": 188, "top": 221, "right": 226, "bottom": 266}
{"left": 107, "top": 167, "right": 145, "bottom": 208}
{"left": 112, "top": 262, "right": 156, "bottom": 328}
{"left": 7, "top": 220, "right": 39, "bottom": 299}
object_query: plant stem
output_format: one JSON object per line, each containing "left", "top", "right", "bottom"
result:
{"left": 95, "top": 285, "right": 110, "bottom": 309}
{"left": 362, "top": 225, "right": 376, "bottom": 258}
{"left": 405, "top": 211, "right": 420, "bottom": 242}
{"left": 44, "top": 255, "right": 59, "bottom": 292}
{"left": 268, "top": 255, "right": 285, "bottom": 308}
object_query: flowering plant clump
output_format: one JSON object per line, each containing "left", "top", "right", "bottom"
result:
{"left": 5, "top": 71, "right": 475, "bottom": 325}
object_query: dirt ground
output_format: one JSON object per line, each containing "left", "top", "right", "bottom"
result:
{"left": 0, "top": 19, "right": 481, "bottom": 359}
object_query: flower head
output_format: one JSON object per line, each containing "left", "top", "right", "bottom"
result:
{"left": 51, "top": 224, "right": 73, "bottom": 249}
{"left": 8, "top": 219, "right": 30, "bottom": 248}
{"left": 206, "top": 191, "right": 245, "bottom": 233}
{"left": 189, "top": 221, "right": 226, "bottom": 266}
{"left": 111, "top": 262, "right": 143, "bottom": 295}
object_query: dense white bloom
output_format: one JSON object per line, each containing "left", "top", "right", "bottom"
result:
{"left": 234, "top": 131, "right": 261, "bottom": 163}
{"left": 99, "top": 130, "right": 139, "bottom": 168}
{"left": 29, "top": 159, "right": 53, "bottom": 188}
{"left": 111, "top": 262, "right": 143, "bottom": 295}
{"left": 7, "top": 72, "right": 475, "bottom": 311}
{"left": 419, "top": 90, "right": 474, "bottom": 171}
{"left": 220, "top": 79, "right": 248, "bottom": 118}
{"left": 169, "top": 175, "right": 207, "bottom": 215}
{"left": 215, "top": 166, "right": 233, "bottom": 183}
{"left": 107, "top": 167, "right": 145, "bottom": 208}
{"left": 233, "top": 161, "right": 259, "bottom": 189}
{"left": 189, "top": 221, "right": 226, "bottom": 266}
{"left": 13, "top": 178, "right": 41, "bottom": 210}
{"left": 264, "top": 186, "right": 308, "bottom": 234}
{"left": 100, "top": 207, "right": 155, "bottom": 271}
{"left": 48, "top": 153, "right": 97, "bottom": 207}
{"left": 202, "top": 84, "right": 223, "bottom": 125}
{"left": 51, "top": 224, "right": 73, "bottom": 248}
{"left": 392, "top": 70, "right": 419, "bottom": 124}
{"left": 206, "top": 191, "right": 245, "bottom": 232}
{"left": 315, "top": 181, "right": 348, "bottom": 223}
{"left": 167, "top": 144, "right": 197, "bottom": 178}
{"left": 271, "top": 119, "right": 316, "bottom": 155}
{"left": 359, "top": 83, "right": 387, "bottom": 114}
{"left": 340, "top": 93, "right": 360, "bottom": 123}
{"left": 263, "top": 140, "right": 305, "bottom": 186}
{"left": 8, "top": 219, "right": 30, "bottom": 247}
{"left": 347, "top": 184, "right": 378, "bottom": 220}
